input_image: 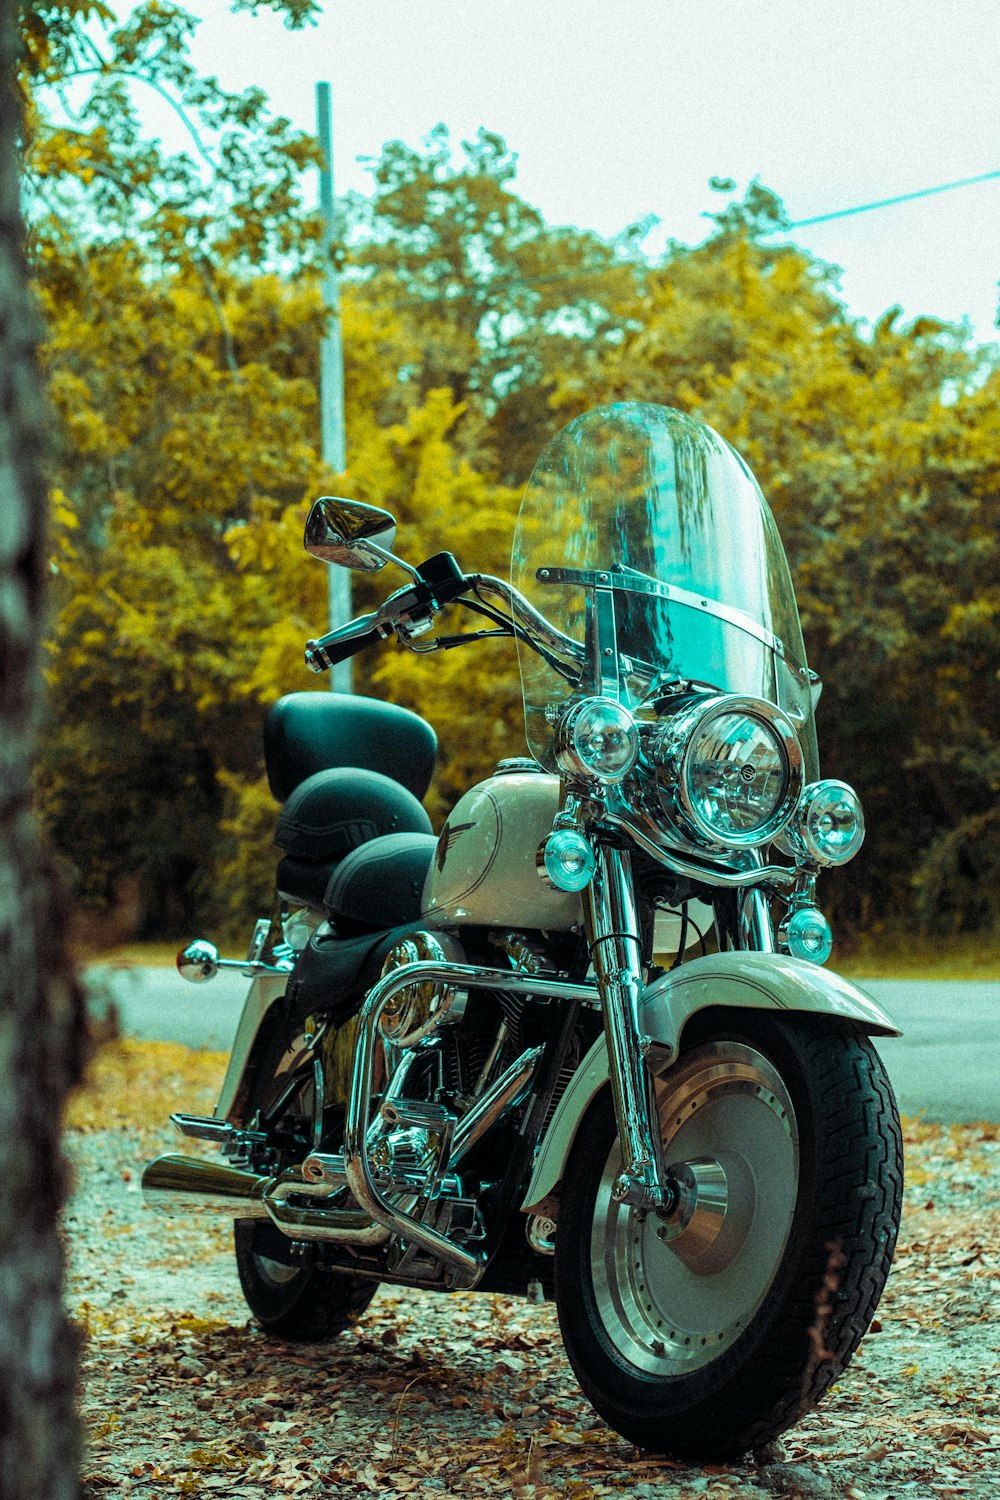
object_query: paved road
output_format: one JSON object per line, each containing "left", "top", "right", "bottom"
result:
{"left": 85, "top": 962, "right": 249, "bottom": 1053}
{"left": 860, "top": 978, "right": 998, "bottom": 1125}
{"left": 83, "top": 964, "right": 998, "bottom": 1123}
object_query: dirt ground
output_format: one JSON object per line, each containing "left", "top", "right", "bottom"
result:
{"left": 65, "top": 1041, "right": 1000, "bottom": 1500}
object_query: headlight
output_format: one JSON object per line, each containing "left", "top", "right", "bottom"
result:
{"left": 555, "top": 697, "right": 640, "bottom": 783}
{"left": 779, "top": 779, "right": 865, "bottom": 866}
{"left": 648, "top": 694, "right": 803, "bottom": 849}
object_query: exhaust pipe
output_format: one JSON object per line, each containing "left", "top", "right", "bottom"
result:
{"left": 142, "top": 1039, "right": 549, "bottom": 1256}
{"left": 141, "top": 1153, "right": 390, "bottom": 1245}
{"left": 142, "top": 1154, "right": 271, "bottom": 1218}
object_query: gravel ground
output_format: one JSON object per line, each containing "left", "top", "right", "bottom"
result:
{"left": 64, "top": 1043, "right": 1000, "bottom": 1500}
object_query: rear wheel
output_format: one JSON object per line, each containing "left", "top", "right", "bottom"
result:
{"left": 554, "top": 1011, "right": 902, "bottom": 1458}
{"left": 234, "top": 1009, "right": 378, "bottom": 1342}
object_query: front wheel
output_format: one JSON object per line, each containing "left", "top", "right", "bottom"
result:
{"left": 554, "top": 1010, "right": 902, "bottom": 1458}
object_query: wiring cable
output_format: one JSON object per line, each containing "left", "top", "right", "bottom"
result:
{"left": 461, "top": 593, "right": 583, "bottom": 686}
{"left": 344, "top": 164, "right": 1000, "bottom": 308}
{"left": 785, "top": 165, "right": 1000, "bottom": 229}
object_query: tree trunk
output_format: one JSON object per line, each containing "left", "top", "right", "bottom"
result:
{"left": 0, "top": 2, "right": 87, "bottom": 1494}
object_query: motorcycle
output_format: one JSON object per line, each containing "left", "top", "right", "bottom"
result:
{"left": 143, "top": 402, "right": 902, "bottom": 1459}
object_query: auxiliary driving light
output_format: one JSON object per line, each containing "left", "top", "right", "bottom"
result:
{"left": 555, "top": 697, "right": 640, "bottom": 783}
{"left": 779, "top": 904, "right": 833, "bottom": 965}
{"left": 648, "top": 694, "right": 803, "bottom": 850}
{"left": 779, "top": 779, "right": 865, "bottom": 867}
{"left": 537, "top": 829, "right": 597, "bottom": 892}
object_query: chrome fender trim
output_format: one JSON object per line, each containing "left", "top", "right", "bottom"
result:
{"left": 520, "top": 951, "right": 900, "bottom": 1218}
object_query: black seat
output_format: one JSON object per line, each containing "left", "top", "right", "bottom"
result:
{"left": 284, "top": 917, "right": 436, "bottom": 1027}
{"left": 323, "top": 832, "right": 439, "bottom": 930}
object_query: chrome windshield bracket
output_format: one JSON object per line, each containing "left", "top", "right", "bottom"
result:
{"left": 593, "top": 584, "right": 621, "bottom": 701}
{"left": 535, "top": 566, "right": 787, "bottom": 660}
{"left": 583, "top": 845, "right": 665, "bottom": 1212}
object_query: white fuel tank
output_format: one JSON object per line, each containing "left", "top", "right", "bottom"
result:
{"left": 421, "top": 766, "right": 583, "bottom": 931}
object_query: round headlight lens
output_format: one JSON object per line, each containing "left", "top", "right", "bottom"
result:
{"left": 791, "top": 780, "right": 865, "bottom": 866}
{"left": 687, "top": 711, "right": 789, "bottom": 839}
{"left": 555, "top": 697, "right": 639, "bottom": 783}
{"left": 652, "top": 695, "right": 803, "bottom": 849}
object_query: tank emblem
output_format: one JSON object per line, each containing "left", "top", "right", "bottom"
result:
{"left": 435, "top": 820, "right": 475, "bottom": 872}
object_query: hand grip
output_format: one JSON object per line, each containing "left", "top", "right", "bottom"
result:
{"left": 304, "top": 627, "right": 383, "bottom": 673}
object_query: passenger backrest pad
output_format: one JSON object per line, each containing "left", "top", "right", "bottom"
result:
{"left": 264, "top": 691, "right": 437, "bottom": 803}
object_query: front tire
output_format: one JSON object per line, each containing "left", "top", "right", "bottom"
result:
{"left": 554, "top": 1010, "right": 902, "bottom": 1458}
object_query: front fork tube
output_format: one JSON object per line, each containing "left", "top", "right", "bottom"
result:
{"left": 583, "top": 846, "right": 666, "bottom": 1212}
{"left": 739, "top": 886, "right": 775, "bottom": 951}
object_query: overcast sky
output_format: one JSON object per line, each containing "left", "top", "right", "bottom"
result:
{"left": 177, "top": 0, "right": 1000, "bottom": 344}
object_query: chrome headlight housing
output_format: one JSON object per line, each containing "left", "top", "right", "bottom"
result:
{"left": 647, "top": 694, "right": 804, "bottom": 850}
{"left": 555, "top": 696, "right": 640, "bottom": 783}
{"left": 778, "top": 779, "right": 865, "bottom": 866}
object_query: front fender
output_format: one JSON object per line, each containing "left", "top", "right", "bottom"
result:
{"left": 520, "top": 951, "right": 899, "bottom": 1217}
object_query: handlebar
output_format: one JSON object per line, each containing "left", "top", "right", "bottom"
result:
{"left": 304, "top": 555, "right": 586, "bottom": 680}
{"left": 474, "top": 576, "right": 585, "bottom": 673}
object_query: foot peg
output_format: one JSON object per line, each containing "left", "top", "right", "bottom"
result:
{"left": 171, "top": 1113, "right": 235, "bottom": 1143}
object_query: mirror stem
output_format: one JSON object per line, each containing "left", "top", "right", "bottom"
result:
{"left": 357, "top": 539, "right": 423, "bottom": 582}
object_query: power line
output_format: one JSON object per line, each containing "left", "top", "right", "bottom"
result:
{"left": 316, "top": 162, "right": 1000, "bottom": 312}
{"left": 786, "top": 166, "right": 1000, "bottom": 228}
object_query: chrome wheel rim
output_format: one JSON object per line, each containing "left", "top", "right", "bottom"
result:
{"left": 251, "top": 1249, "right": 300, "bottom": 1286}
{"left": 591, "top": 1041, "right": 799, "bottom": 1376}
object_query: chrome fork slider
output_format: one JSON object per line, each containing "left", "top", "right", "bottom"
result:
{"left": 583, "top": 846, "right": 665, "bottom": 1212}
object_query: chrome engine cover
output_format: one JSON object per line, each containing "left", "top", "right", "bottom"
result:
{"left": 377, "top": 930, "right": 468, "bottom": 1048}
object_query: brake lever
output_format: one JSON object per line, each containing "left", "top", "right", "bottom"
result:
{"left": 375, "top": 584, "right": 429, "bottom": 627}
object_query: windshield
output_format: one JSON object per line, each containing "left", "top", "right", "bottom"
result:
{"left": 512, "top": 403, "right": 819, "bottom": 777}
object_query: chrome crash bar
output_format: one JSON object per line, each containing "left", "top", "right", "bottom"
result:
{"left": 342, "top": 961, "right": 601, "bottom": 1288}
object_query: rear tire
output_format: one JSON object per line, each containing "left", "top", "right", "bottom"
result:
{"left": 554, "top": 1010, "right": 902, "bottom": 1458}
{"left": 234, "top": 1222, "right": 376, "bottom": 1342}
{"left": 234, "top": 1009, "right": 378, "bottom": 1342}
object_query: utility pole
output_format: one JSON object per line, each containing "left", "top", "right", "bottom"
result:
{"left": 316, "top": 80, "right": 352, "bottom": 694}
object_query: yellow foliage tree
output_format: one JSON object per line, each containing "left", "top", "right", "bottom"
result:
{"left": 24, "top": 8, "right": 1000, "bottom": 939}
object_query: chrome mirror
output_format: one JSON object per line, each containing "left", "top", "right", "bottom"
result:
{"left": 304, "top": 497, "right": 398, "bottom": 572}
